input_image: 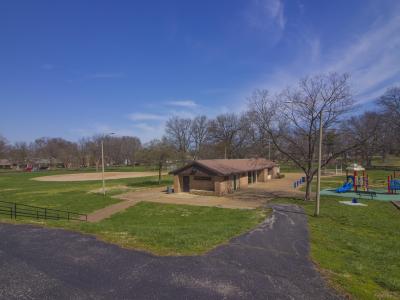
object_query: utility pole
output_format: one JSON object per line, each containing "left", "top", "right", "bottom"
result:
{"left": 101, "top": 133, "right": 115, "bottom": 196}
{"left": 101, "top": 139, "right": 105, "bottom": 195}
{"left": 315, "top": 111, "right": 323, "bottom": 217}
{"left": 268, "top": 140, "right": 271, "bottom": 160}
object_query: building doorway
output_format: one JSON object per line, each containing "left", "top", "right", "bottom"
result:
{"left": 183, "top": 176, "right": 190, "bottom": 192}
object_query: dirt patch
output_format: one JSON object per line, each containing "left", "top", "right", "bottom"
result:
{"left": 88, "top": 185, "right": 132, "bottom": 194}
{"left": 85, "top": 172, "right": 319, "bottom": 222}
{"left": 32, "top": 172, "right": 163, "bottom": 182}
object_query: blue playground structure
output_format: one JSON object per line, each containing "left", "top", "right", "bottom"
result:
{"left": 389, "top": 179, "right": 400, "bottom": 192}
{"left": 293, "top": 176, "right": 306, "bottom": 189}
{"left": 336, "top": 176, "right": 355, "bottom": 193}
{"left": 336, "top": 181, "right": 353, "bottom": 193}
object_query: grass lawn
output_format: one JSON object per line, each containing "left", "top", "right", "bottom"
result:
{"left": 279, "top": 163, "right": 302, "bottom": 173}
{"left": 371, "top": 155, "right": 400, "bottom": 167}
{"left": 0, "top": 170, "right": 267, "bottom": 256}
{"left": 274, "top": 168, "right": 400, "bottom": 299}
{"left": 74, "top": 202, "right": 268, "bottom": 255}
{"left": 0, "top": 171, "right": 173, "bottom": 213}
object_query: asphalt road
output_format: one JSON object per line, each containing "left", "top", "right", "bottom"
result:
{"left": 0, "top": 205, "right": 341, "bottom": 299}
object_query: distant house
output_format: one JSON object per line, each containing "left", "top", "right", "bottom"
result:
{"left": 170, "top": 158, "right": 280, "bottom": 196}
{"left": 0, "top": 159, "right": 12, "bottom": 169}
{"left": 27, "top": 158, "right": 65, "bottom": 170}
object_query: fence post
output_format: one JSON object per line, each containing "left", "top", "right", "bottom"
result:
{"left": 13, "top": 203, "right": 16, "bottom": 219}
{"left": 67, "top": 212, "right": 70, "bottom": 221}
{"left": 44, "top": 208, "right": 47, "bottom": 220}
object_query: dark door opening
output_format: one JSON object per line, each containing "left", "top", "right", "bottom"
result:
{"left": 233, "top": 175, "right": 237, "bottom": 190}
{"left": 183, "top": 176, "right": 190, "bottom": 192}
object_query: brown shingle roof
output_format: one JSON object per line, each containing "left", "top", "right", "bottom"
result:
{"left": 170, "top": 158, "right": 277, "bottom": 176}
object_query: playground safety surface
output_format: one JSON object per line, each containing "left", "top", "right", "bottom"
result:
{"left": 321, "top": 188, "right": 400, "bottom": 201}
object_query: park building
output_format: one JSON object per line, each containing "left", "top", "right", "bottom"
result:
{"left": 170, "top": 158, "right": 280, "bottom": 196}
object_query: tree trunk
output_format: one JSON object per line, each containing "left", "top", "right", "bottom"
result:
{"left": 304, "top": 176, "right": 312, "bottom": 201}
{"left": 158, "top": 162, "right": 162, "bottom": 184}
{"left": 366, "top": 154, "right": 372, "bottom": 168}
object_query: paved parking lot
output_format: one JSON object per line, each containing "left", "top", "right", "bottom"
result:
{"left": 0, "top": 205, "right": 341, "bottom": 300}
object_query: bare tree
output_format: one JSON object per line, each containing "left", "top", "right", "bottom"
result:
{"left": 0, "top": 135, "right": 9, "bottom": 158}
{"left": 9, "top": 142, "right": 31, "bottom": 167}
{"left": 120, "top": 136, "right": 141, "bottom": 166}
{"left": 165, "top": 116, "right": 192, "bottom": 161}
{"left": 142, "top": 138, "right": 174, "bottom": 183}
{"left": 88, "top": 136, "right": 103, "bottom": 171}
{"left": 378, "top": 86, "right": 400, "bottom": 128}
{"left": 190, "top": 115, "right": 209, "bottom": 159}
{"left": 208, "top": 113, "right": 247, "bottom": 158}
{"left": 31, "top": 137, "right": 79, "bottom": 168}
{"left": 343, "top": 112, "right": 381, "bottom": 167}
{"left": 249, "top": 73, "right": 367, "bottom": 200}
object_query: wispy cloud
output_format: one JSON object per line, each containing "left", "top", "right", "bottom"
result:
{"left": 71, "top": 122, "right": 164, "bottom": 142}
{"left": 316, "top": 11, "right": 400, "bottom": 102}
{"left": 246, "top": 0, "right": 286, "bottom": 31}
{"left": 165, "top": 100, "right": 198, "bottom": 108}
{"left": 71, "top": 123, "right": 133, "bottom": 137}
{"left": 86, "top": 72, "right": 124, "bottom": 79}
{"left": 132, "top": 123, "right": 159, "bottom": 132}
{"left": 246, "top": 3, "right": 400, "bottom": 105}
{"left": 127, "top": 113, "right": 166, "bottom": 121}
{"left": 168, "top": 110, "right": 196, "bottom": 119}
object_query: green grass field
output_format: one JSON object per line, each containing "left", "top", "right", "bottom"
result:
{"left": 277, "top": 166, "right": 400, "bottom": 299}
{"left": 0, "top": 170, "right": 267, "bottom": 256}
{"left": 0, "top": 171, "right": 172, "bottom": 213}
{"left": 2, "top": 167, "right": 400, "bottom": 298}
{"left": 272, "top": 196, "right": 400, "bottom": 300}
{"left": 371, "top": 155, "right": 400, "bottom": 167}
{"left": 278, "top": 168, "right": 400, "bottom": 299}
{"left": 75, "top": 202, "right": 268, "bottom": 255}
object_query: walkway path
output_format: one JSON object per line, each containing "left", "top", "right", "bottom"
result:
{"left": 0, "top": 205, "right": 341, "bottom": 299}
{"left": 86, "top": 173, "right": 308, "bottom": 222}
{"left": 86, "top": 187, "right": 165, "bottom": 222}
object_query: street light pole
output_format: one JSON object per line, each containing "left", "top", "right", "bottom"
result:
{"left": 101, "top": 133, "right": 115, "bottom": 196}
{"left": 315, "top": 110, "right": 323, "bottom": 217}
{"left": 101, "top": 139, "right": 105, "bottom": 196}
{"left": 268, "top": 139, "right": 271, "bottom": 160}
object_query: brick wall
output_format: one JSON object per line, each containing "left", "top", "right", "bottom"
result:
{"left": 174, "top": 175, "right": 181, "bottom": 193}
{"left": 190, "top": 176, "right": 214, "bottom": 191}
{"left": 214, "top": 176, "right": 234, "bottom": 196}
{"left": 239, "top": 173, "right": 248, "bottom": 189}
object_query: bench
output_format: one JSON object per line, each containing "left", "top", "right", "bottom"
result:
{"left": 356, "top": 191, "right": 377, "bottom": 200}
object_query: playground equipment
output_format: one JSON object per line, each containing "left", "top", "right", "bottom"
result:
{"left": 334, "top": 164, "right": 400, "bottom": 198}
{"left": 336, "top": 179, "right": 353, "bottom": 193}
{"left": 293, "top": 176, "right": 306, "bottom": 189}
{"left": 388, "top": 170, "right": 400, "bottom": 194}
{"left": 336, "top": 163, "right": 369, "bottom": 193}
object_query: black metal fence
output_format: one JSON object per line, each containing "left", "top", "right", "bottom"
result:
{"left": 0, "top": 200, "right": 87, "bottom": 221}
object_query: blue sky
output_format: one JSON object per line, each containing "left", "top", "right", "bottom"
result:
{"left": 1, "top": 0, "right": 399, "bottom": 143}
